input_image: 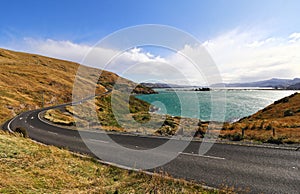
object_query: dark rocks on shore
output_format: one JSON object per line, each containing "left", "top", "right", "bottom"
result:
{"left": 149, "top": 105, "right": 160, "bottom": 112}
{"left": 132, "top": 85, "right": 158, "bottom": 94}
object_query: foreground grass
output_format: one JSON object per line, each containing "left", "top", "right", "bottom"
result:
{"left": 0, "top": 131, "right": 218, "bottom": 193}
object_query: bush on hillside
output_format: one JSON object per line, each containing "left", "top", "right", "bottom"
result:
{"left": 220, "top": 133, "right": 243, "bottom": 141}
{"left": 283, "top": 109, "right": 294, "bottom": 117}
{"left": 265, "top": 137, "right": 284, "bottom": 145}
{"left": 265, "top": 124, "right": 273, "bottom": 131}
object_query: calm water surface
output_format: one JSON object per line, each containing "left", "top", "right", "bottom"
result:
{"left": 136, "top": 89, "right": 298, "bottom": 122}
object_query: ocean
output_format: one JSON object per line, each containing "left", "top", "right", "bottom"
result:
{"left": 135, "top": 88, "right": 298, "bottom": 122}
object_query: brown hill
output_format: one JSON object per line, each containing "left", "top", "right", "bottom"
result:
{"left": 245, "top": 92, "right": 300, "bottom": 120}
{"left": 221, "top": 92, "right": 300, "bottom": 143}
{"left": 0, "top": 48, "right": 155, "bottom": 124}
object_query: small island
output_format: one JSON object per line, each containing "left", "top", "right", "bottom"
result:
{"left": 194, "top": 87, "right": 210, "bottom": 91}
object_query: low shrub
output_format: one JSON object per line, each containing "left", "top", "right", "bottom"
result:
{"left": 156, "top": 126, "right": 176, "bottom": 136}
{"left": 14, "top": 127, "right": 28, "bottom": 138}
{"left": 220, "top": 133, "right": 243, "bottom": 141}
{"left": 259, "top": 120, "right": 265, "bottom": 130}
{"left": 262, "top": 106, "right": 271, "bottom": 112}
{"left": 193, "top": 128, "right": 205, "bottom": 138}
{"left": 250, "top": 124, "right": 256, "bottom": 130}
{"left": 283, "top": 109, "right": 294, "bottom": 117}
{"left": 283, "top": 139, "right": 295, "bottom": 144}
{"left": 231, "top": 133, "right": 244, "bottom": 141}
{"left": 265, "top": 124, "right": 273, "bottom": 131}
{"left": 132, "top": 113, "right": 151, "bottom": 124}
{"left": 274, "top": 97, "right": 289, "bottom": 104}
{"left": 163, "top": 117, "right": 177, "bottom": 128}
{"left": 265, "top": 137, "right": 284, "bottom": 145}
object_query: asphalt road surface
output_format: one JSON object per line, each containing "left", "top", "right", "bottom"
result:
{"left": 3, "top": 104, "right": 300, "bottom": 193}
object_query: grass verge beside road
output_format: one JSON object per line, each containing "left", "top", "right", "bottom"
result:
{"left": 0, "top": 131, "right": 222, "bottom": 193}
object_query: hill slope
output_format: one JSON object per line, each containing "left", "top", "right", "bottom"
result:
{"left": 245, "top": 92, "right": 300, "bottom": 120}
{"left": 0, "top": 48, "right": 154, "bottom": 123}
{"left": 221, "top": 92, "right": 300, "bottom": 143}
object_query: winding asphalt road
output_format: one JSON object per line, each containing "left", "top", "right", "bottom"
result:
{"left": 2, "top": 101, "right": 300, "bottom": 193}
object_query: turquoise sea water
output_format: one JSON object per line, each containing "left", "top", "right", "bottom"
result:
{"left": 136, "top": 89, "right": 298, "bottom": 122}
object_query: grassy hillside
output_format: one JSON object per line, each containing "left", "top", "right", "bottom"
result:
{"left": 221, "top": 92, "right": 300, "bottom": 143}
{"left": 0, "top": 48, "right": 222, "bottom": 193}
{"left": 0, "top": 48, "right": 155, "bottom": 124}
{"left": 0, "top": 131, "right": 218, "bottom": 193}
{"left": 42, "top": 95, "right": 200, "bottom": 134}
{"left": 44, "top": 91, "right": 154, "bottom": 131}
{"left": 0, "top": 48, "right": 197, "bottom": 134}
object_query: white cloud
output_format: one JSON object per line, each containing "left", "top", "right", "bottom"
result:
{"left": 17, "top": 29, "right": 300, "bottom": 85}
{"left": 246, "top": 38, "right": 276, "bottom": 48}
{"left": 288, "top": 32, "right": 300, "bottom": 43}
{"left": 203, "top": 29, "right": 300, "bottom": 83}
{"left": 24, "top": 38, "right": 91, "bottom": 62}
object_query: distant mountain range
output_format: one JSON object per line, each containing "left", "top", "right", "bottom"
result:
{"left": 211, "top": 78, "right": 300, "bottom": 89}
{"left": 142, "top": 78, "right": 300, "bottom": 89}
{"left": 287, "top": 82, "right": 300, "bottom": 90}
{"left": 140, "top": 82, "right": 197, "bottom": 88}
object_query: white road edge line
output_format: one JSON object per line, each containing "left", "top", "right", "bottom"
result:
{"left": 88, "top": 139, "right": 109, "bottom": 144}
{"left": 7, "top": 115, "right": 18, "bottom": 133}
{"left": 178, "top": 152, "right": 225, "bottom": 160}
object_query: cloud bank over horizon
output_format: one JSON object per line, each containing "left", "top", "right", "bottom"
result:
{"left": 6, "top": 27, "right": 300, "bottom": 85}
{"left": 204, "top": 29, "right": 300, "bottom": 83}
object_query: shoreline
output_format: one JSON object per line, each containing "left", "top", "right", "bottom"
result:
{"left": 151, "top": 87, "right": 300, "bottom": 91}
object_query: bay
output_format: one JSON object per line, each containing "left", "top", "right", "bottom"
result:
{"left": 135, "top": 89, "right": 298, "bottom": 122}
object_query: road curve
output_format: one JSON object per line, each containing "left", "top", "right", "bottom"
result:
{"left": 2, "top": 102, "right": 300, "bottom": 193}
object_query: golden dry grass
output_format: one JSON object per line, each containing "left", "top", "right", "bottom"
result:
{"left": 0, "top": 48, "right": 154, "bottom": 124}
{"left": 44, "top": 97, "right": 201, "bottom": 135}
{"left": 44, "top": 109, "right": 75, "bottom": 126}
{"left": 0, "top": 131, "right": 218, "bottom": 193}
{"left": 221, "top": 92, "right": 300, "bottom": 143}
{"left": 0, "top": 48, "right": 221, "bottom": 193}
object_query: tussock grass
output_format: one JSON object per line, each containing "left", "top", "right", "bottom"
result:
{"left": 45, "top": 98, "right": 200, "bottom": 136}
{"left": 44, "top": 109, "right": 75, "bottom": 126}
{"left": 0, "top": 131, "right": 216, "bottom": 193}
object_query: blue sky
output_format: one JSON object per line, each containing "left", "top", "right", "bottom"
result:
{"left": 1, "top": 0, "right": 300, "bottom": 84}
{"left": 1, "top": 0, "right": 299, "bottom": 43}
